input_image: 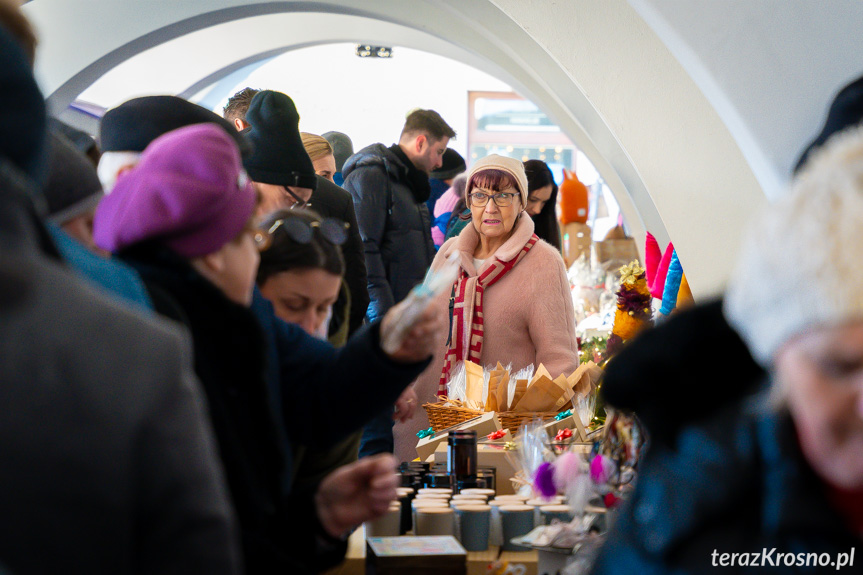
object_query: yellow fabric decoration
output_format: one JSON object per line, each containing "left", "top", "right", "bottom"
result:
{"left": 612, "top": 310, "right": 642, "bottom": 340}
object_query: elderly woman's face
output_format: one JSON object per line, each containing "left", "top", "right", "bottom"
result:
{"left": 469, "top": 183, "right": 522, "bottom": 242}
{"left": 774, "top": 322, "right": 863, "bottom": 489}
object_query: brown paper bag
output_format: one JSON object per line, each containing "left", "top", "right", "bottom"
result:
{"left": 465, "top": 360, "right": 484, "bottom": 410}
{"left": 567, "top": 363, "right": 592, "bottom": 400}
{"left": 512, "top": 375, "right": 571, "bottom": 412}
{"left": 553, "top": 374, "right": 570, "bottom": 393}
{"left": 495, "top": 371, "right": 510, "bottom": 411}
{"left": 533, "top": 363, "right": 552, "bottom": 383}
{"left": 509, "top": 378, "right": 530, "bottom": 412}
{"left": 485, "top": 371, "right": 502, "bottom": 412}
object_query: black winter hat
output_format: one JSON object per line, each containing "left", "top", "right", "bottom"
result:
{"left": 242, "top": 90, "right": 317, "bottom": 191}
{"left": 430, "top": 148, "right": 466, "bottom": 181}
{"left": 600, "top": 300, "right": 765, "bottom": 446}
{"left": 44, "top": 131, "right": 104, "bottom": 224}
{"left": 0, "top": 24, "right": 47, "bottom": 185}
{"left": 795, "top": 73, "right": 863, "bottom": 173}
{"left": 99, "top": 95, "right": 250, "bottom": 157}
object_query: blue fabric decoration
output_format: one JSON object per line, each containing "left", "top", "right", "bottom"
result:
{"left": 659, "top": 249, "right": 683, "bottom": 316}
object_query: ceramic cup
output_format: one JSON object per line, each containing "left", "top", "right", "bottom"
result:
{"left": 365, "top": 503, "right": 402, "bottom": 538}
{"left": 415, "top": 492, "right": 451, "bottom": 501}
{"left": 411, "top": 499, "right": 449, "bottom": 533}
{"left": 459, "top": 487, "right": 496, "bottom": 497}
{"left": 493, "top": 494, "right": 529, "bottom": 503}
{"left": 499, "top": 504, "right": 535, "bottom": 551}
{"left": 487, "top": 499, "right": 507, "bottom": 547}
{"left": 415, "top": 507, "right": 455, "bottom": 537}
{"left": 454, "top": 504, "right": 491, "bottom": 551}
{"left": 418, "top": 488, "right": 453, "bottom": 495}
{"left": 539, "top": 504, "right": 573, "bottom": 525}
{"left": 397, "top": 489, "right": 415, "bottom": 534}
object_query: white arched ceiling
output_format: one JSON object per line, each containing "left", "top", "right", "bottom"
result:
{"left": 630, "top": 0, "right": 863, "bottom": 199}
{"left": 25, "top": 0, "right": 799, "bottom": 298}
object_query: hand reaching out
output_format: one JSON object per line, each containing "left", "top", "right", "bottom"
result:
{"left": 380, "top": 293, "right": 448, "bottom": 364}
{"left": 315, "top": 454, "right": 399, "bottom": 539}
{"left": 393, "top": 386, "right": 418, "bottom": 423}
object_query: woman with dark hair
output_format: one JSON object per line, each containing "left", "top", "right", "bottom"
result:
{"left": 257, "top": 209, "right": 347, "bottom": 341}
{"left": 523, "top": 159, "right": 561, "bottom": 251}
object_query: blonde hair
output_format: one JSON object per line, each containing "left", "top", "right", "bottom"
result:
{"left": 301, "top": 133, "right": 333, "bottom": 163}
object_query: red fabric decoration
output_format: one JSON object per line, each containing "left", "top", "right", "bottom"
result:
{"left": 555, "top": 428, "right": 573, "bottom": 441}
{"left": 644, "top": 232, "right": 661, "bottom": 287}
{"left": 604, "top": 493, "right": 620, "bottom": 508}
{"left": 487, "top": 429, "right": 507, "bottom": 441}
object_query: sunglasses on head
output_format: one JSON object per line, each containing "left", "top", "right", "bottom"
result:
{"left": 254, "top": 216, "right": 349, "bottom": 251}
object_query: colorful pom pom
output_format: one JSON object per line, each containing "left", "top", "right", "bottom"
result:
{"left": 533, "top": 461, "right": 557, "bottom": 498}
{"left": 552, "top": 451, "right": 581, "bottom": 492}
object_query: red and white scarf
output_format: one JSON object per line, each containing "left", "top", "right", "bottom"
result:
{"left": 438, "top": 234, "right": 539, "bottom": 395}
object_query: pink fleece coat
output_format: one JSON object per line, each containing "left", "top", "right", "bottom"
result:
{"left": 393, "top": 213, "right": 579, "bottom": 462}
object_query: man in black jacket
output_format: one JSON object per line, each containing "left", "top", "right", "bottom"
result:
{"left": 224, "top": 87, "right": 370, "bottom": 335}
{"left": 342, "top": 109, "right": 455, "bottom": 457}
{"left": 342, "top": 109, "right": 455, "bottom": 324}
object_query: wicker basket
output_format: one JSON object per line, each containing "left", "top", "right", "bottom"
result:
{"left": 496, "top": 410, "right": 561, "bottom": 434}
{"left": 423, "top": 400, "right": 565, "bottom": 435}
{"left": 423, "top": 400, "right": 483, "bottom": 432}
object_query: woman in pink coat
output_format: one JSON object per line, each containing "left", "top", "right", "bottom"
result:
{"left": 394, "top": 154, "right": 579, "bottom": 461}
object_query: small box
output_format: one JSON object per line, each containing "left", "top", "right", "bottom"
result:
{"left": 366, "top": 536, "right": 466, "bottom": 575}
{"left": 416, "top": 412, "right": 501, "bottom": 461}
{"left": 542, "top": 414, "right": 577, "bottom": 439}
{"left": 436, "top": 442, "right": 520, "bottom": 495}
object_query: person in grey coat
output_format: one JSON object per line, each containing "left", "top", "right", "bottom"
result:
{"left": 0, "top": 21, "right": 240, "bottom": 575}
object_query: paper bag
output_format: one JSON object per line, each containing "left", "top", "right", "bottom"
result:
{"left": 511, "top": 375, "right": 571, "bottom": 412}
{"left": 509, "top": 379, "right": 529, "bottom": 412}
{"left": 485, "top": 373, "right": 501, "bottom": 412}
{"left": 567, "top": 363, "right": 592, "bottom": 400}
{"left": 534, "top": 363, "right": 552, "bottom": 382}
{"left": 465, "top": 360, "right": 484, "bottom": 410}
{"left": 495, "top": 371, "right": 510, "bottom": 411}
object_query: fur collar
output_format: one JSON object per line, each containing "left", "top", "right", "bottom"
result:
{"left": 447, "top": 212, "right": 535, "bottom": 276}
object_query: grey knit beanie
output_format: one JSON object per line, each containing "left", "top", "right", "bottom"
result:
{"left": 44, "top": 131, "right": 103, "bottom": 224}
{"left": 724, "top": 124, "right": 863, "bottom": 366}
{"left": 322, "top": 131, "right": 354, "bottom": 172}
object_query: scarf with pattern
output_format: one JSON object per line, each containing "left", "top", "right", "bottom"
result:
{"left": 438, "top": 233, "right": 539, "bottom": 395}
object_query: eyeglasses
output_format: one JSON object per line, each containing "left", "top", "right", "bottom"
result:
{"left": 255, "top": 216, "right": 349, "bottom": 251}
{"left": 468, "top": 191, "right": 519, "bottom": 207}
{"left": 283, "top": 186, "right": 310, "bottom": 210}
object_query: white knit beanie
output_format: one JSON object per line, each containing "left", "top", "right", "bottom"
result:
{"left": 724, "top": 124, "right": 863, "bottom": 366}
{"left": 465, "top": 154, "right": 529, "bottom": 206}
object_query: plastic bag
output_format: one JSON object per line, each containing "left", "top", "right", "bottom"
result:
{"left": 381, "top": 251, "right": 460, "bottom": 354}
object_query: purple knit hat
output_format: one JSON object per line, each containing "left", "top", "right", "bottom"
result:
{"left": 94, "top": 123, "right": 256, "bottom": 258}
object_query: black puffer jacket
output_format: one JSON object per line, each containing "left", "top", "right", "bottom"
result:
{"left": 310, "top": 174, "right": 369, "bottom": 335}
{"left": 342, "top": 144, "right": 435, "bottom": 322}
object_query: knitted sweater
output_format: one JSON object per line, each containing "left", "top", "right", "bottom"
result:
{"left": 394, "top": 213, "right": 579, "bottom": 461}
